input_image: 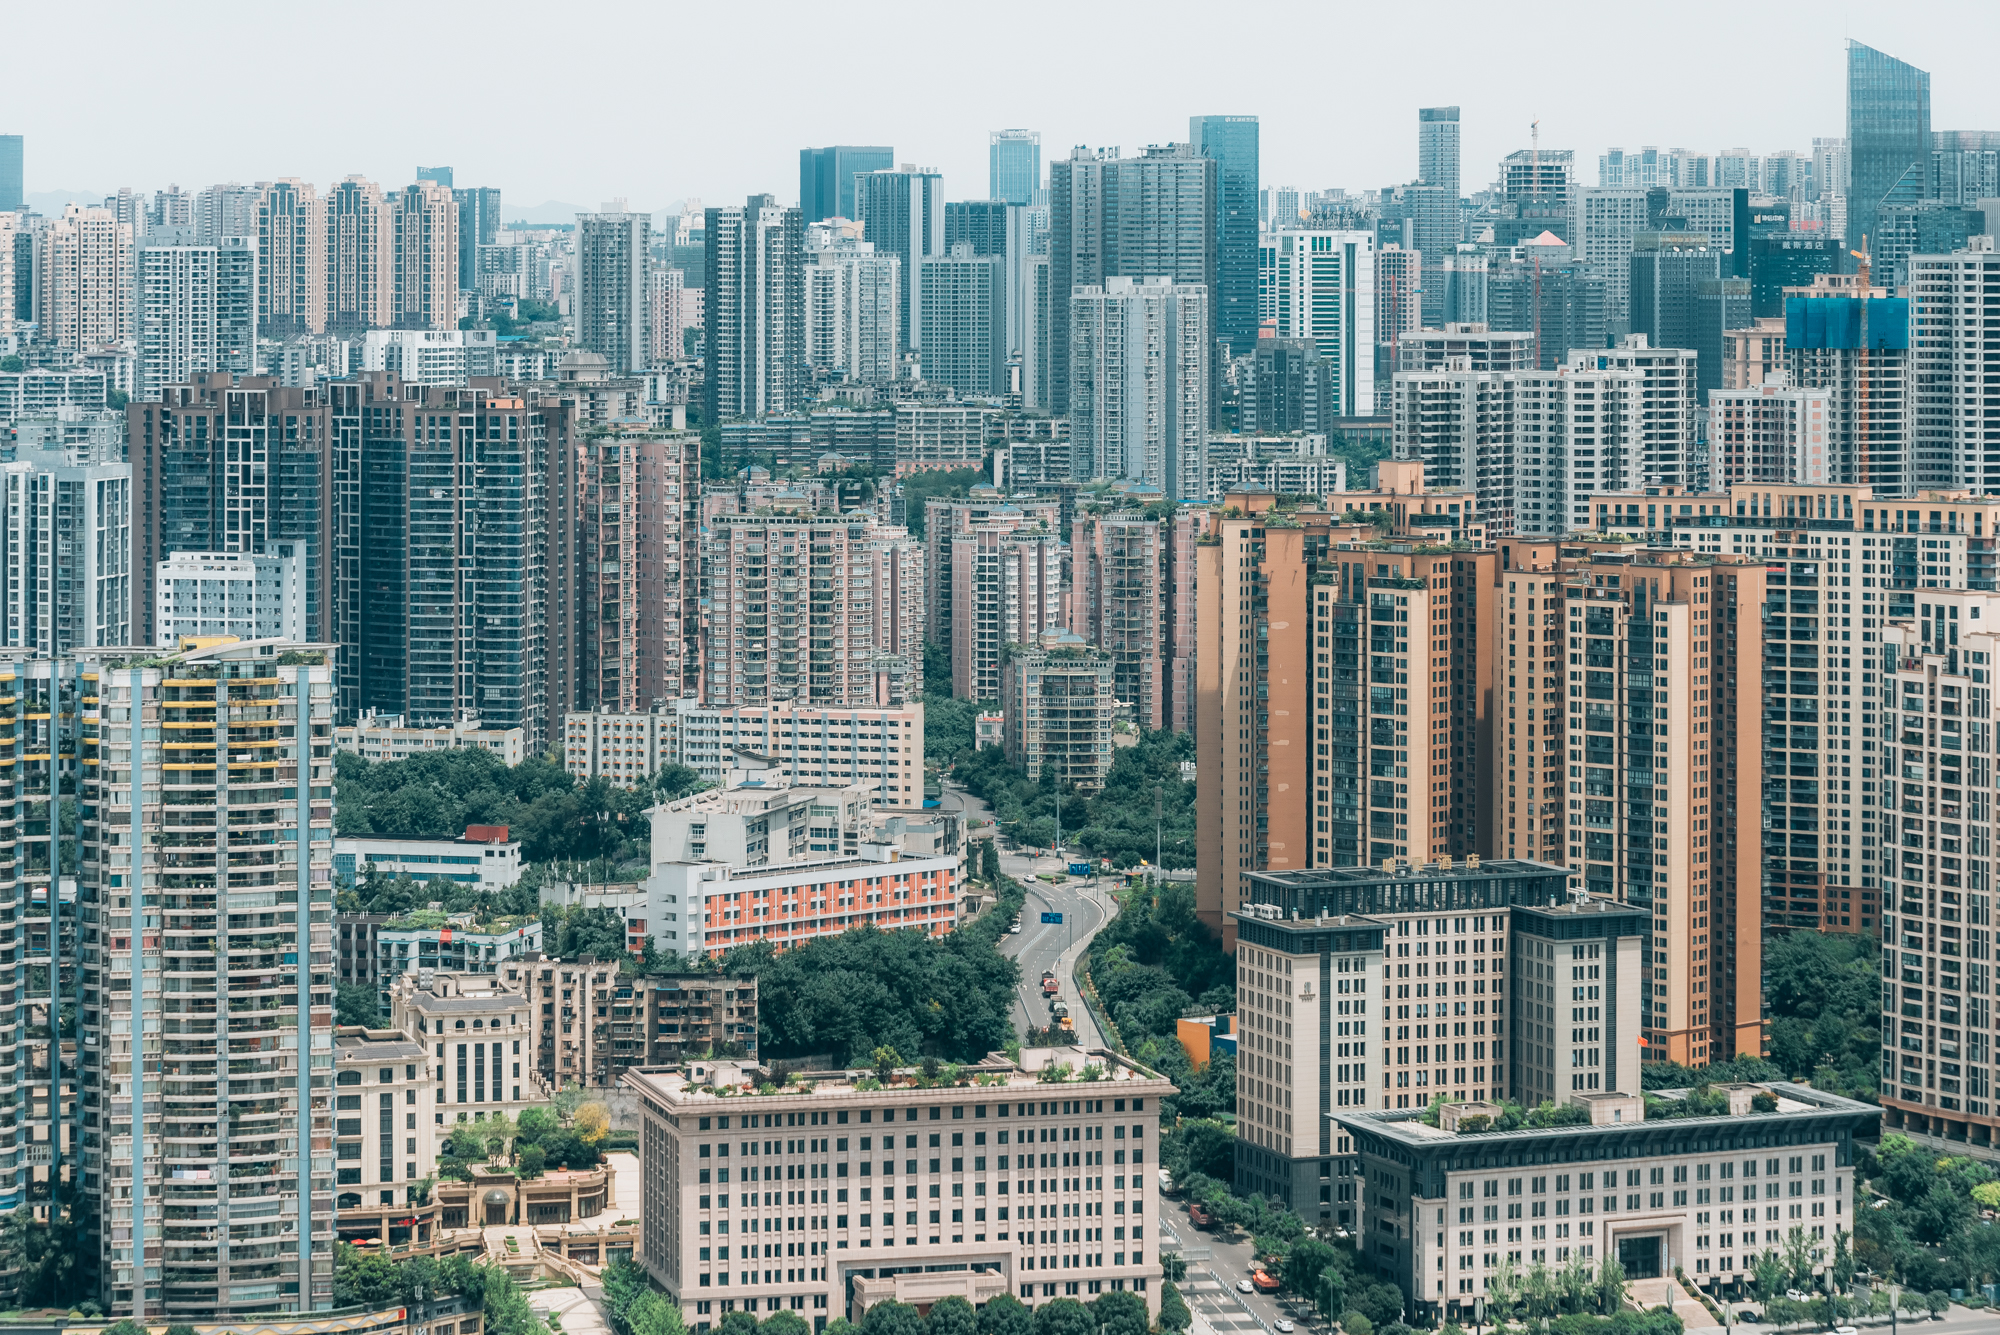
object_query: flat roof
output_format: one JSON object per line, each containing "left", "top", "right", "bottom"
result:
{"left": 624, "top": 1046, "right": 1174, "bottom": 1108}
{"left": 1333, "top": 1082, "right": 1878, "bottom": 1155}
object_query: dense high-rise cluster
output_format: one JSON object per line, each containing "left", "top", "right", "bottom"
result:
{"left": 2, "top": 26, "right": 1999, "bottom": 1328}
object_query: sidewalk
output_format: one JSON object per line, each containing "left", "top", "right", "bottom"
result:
{"left": 1628, "top": 1277, "right": 1726, "bottom": 1335}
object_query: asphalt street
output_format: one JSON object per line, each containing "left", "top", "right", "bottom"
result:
{"left": 939, "top": 778, "right": 1117, "bottom": 1047}
{"left": 1156, "top": 1190, "right": 1331, "bottom": 1335}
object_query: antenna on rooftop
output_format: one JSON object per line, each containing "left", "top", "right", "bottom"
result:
{"left": 1530, "top": 118, "right": 1541, "bottom": 202}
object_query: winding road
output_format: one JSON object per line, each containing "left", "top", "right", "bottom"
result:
{"left": 939, "top": 778, "right": 1119, "bottom": 1048}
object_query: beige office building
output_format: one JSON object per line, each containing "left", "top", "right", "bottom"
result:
{"left": 626, "top": 1048, "right": 1173, "bottom": 1330}
{"left": 1228, "top": 861, "right": 1646, "bottom": 1229}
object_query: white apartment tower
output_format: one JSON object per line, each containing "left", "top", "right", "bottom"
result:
{"left": 83, "top": 639, "right": 338, "bottom": 1317}
{"left": 1909, "top": 239, "right": 2000, "bottom": 492}
{"left": 137, "top": 232, "right": 259, "bottom": 398}
{"left": 1393, "top": 336, "right": 1697, "bottom": 536}
{"left": 805, "top": 221, "right": 899, "bottom": 383}
{"left": 704, "top": 195, "right": 806, "bottom": 421}
{"left": 1069, "top": 277, "right": 1210, "bottom": 499}
{"left": 38, "top": 205, "right": 135, "bottom": 352}
{"left": 576, "top": 207, "right": 652, "bottom": 374}
{"left": 1258, "top": 229, "right": 1376, "bottom": 416}
{"left": 1708, "top": 373, "right": 1832, "bottom": 487}
{"left": 0, "top": 438, "right": 131, "bottom": 653}
{"left": 703, "top": 512, "right": 925, "bottom": 707}
{"left": 153, "top": 550, "right": 305, "bottom": 646}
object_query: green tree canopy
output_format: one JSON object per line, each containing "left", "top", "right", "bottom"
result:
{"left": 1029, "top": 1299, "right": 1093, "bottom": 1335}
{"left": 926, "top": 1296, "right": 976, "bottom": 1335}
{"left": 974, "top": 1293, "right": 1031, "bottom": 1335}
{"left": 720, "top": 922, "right": 1019, "bottom": 1065}
{"left": 860, "top": 1301, "right": 925, "bottom": 1335}
{"left": 1089, "top": 1291, "right": 1149, "bottom": 1335}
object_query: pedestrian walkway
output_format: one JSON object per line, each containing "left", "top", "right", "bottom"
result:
{"left": 1627, "top": 1277, "right": 1725, "bottom": 1334}
{"left": 534, "top": 1283, "right": 612, "bottom": 1335}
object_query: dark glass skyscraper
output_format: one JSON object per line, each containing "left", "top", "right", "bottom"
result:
{"left": 1191, "top": 115, "right": 1259, "bottom": 357}
{"left": 798, "top": 145, "right": 893, "bottom": 224}
{"left": 453, "top": 186, "right": 502, "bottom": 288}
{"left": 944, "top": 200, "right": 1008, "bottom": 257}
{"left": 1846, "top": 41, "right": 1930, "bottom": 256}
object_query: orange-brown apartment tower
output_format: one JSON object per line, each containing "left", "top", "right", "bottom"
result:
{"left": 1492, "top": 539, "right": 1765, "bottom": 1065}
{"left": 1197, "top": 485, "right": 1495, "bottom": 948}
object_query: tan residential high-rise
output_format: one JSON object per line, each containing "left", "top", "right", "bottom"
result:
{"left": 392, "top": 181, "right": 459, "bottom": 331}
{"left": 1163, "top": 508, "right": 1209, "bottom": 733}
{"left": 573, "top": 423, "right": 701, "bottom": 713}
{"left": 257, "top": 177, "right": 326, "bottom": 336}
{"left": 704, "top": 511, "right": 924, "bottom": 708}
{"left": 923, "top": 487, "right": 1061, "bottom": 690}
{"left": 1489, "top": 539, "right": 1766, "bottom": 1067}
{"left": 0, "top": 211, "right": 18, "bottom": 339}
{"left": 950, "top": 524, "right": 1063, "bottom": 701}
{"left": 37, "top": 204, "right": 134, "bottom": 351}
{"left": 324, "top": 175, "right": 394, "bottom": 335}
{"left": 1002, "top": 628, "right": 1118, "bottom": 790}
{"left": 1195, "top": 483, "right": 1494, "bottom": 948}
{"left": 1071, "top": 512, "right": 1167, "bottom": 730}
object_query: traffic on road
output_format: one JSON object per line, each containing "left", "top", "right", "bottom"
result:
{"left": 937, "top": 778, "right": 1117, "bottom": 1046}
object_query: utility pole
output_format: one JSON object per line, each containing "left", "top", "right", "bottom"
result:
{"left": 1154, "top": 784, "right": 1164, "bottom": 888}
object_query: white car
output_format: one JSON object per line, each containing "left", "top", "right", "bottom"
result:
{"left": 1237, "top": 1279, "right": 1254, "bottom": 1294}
{"left": 1276, "top": 1323, "right": 1295, "bottom": 1333}
{"left": 1786, "top": 1290, "right": 1809, "bottom": 1302}
{"left": 1010, "top": 922, "right": 1023, "bottom": 933}
{"left": 1834, "top": 1327, "right": 1858, "bottom": 1335}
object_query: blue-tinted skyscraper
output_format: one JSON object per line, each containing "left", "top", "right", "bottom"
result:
{"left": 1846, "top": 40, "right": 1929, "bottom": 255}
{"left": 415, "top": 165, "right": 453, "bottom": 188}
{"left": 0, "top": 135, "right": 19, "bottom": 211}
{"left": 799, "top": 145, "right": 894, "bottom": 224}
{"left": 990, "top": 130, "right": 1041, "bottom": 206}
{"left": 1191, "top": 115, "right": 1259, "bottom": 357}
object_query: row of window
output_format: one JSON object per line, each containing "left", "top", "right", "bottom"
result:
{"left": 690, "top": 1098, "right": 1138, "bottom": 1132}
{"left": 1456, "top": 1156, "right": 1831, "bottom": 1199}
{"left": 697, "top": 1126, "right": 1142, "bottom": 1158}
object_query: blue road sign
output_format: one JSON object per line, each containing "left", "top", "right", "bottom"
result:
{"left": 1041, "top": 912, "right": 1063, "bottom": 924}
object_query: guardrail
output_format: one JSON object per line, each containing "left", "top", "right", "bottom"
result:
{"left": 1071, "top": 887, "right": 1127, "bottom": 1055}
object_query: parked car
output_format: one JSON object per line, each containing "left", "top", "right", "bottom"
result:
{"left": 1010, "top": 922, "right": 1023, "bottom": 933}
{"left": 1786, "top": 1290, "right": 1809, "bottom": 1302}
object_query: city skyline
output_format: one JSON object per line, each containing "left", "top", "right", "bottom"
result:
{"left": 3, "top": 5, "right": 1994, "bottom": 217}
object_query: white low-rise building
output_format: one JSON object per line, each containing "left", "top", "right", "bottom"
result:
{"left": 645, "top": 846, "right": 961, "bottom": 957}
{"left": 361, "top": 328, "right": 500, "bottom": 385}
{"left": 625, "top": 1047, "right": 1174, "bottom": 1326}
{"left": 335, "top": 825, "right": 525, "bottom": 891}
{"left": 337, "top": 710, "right": 527, "bottom": 766}
{"left": 566, "top": 699, "right": 924, "bottom": 805}
{"left": 153, "top": 549, "right": 305, "bottom": 646}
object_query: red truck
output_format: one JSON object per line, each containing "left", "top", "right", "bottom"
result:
{"left": 1041, "top": 970, "right": 1059, "bottom": 996}
{"left": 1188, "top": 1203, "right": 1213, "bottom": 1228}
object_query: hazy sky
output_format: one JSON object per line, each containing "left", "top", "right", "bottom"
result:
{"left": 5, "top": 0, "right": 1995, "bottom": 217}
